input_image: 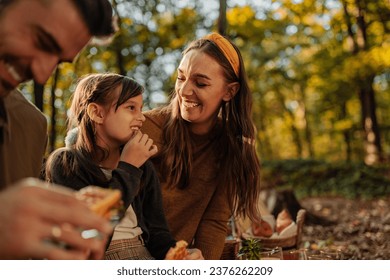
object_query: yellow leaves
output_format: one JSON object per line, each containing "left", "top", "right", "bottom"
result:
{"left": 157, "top": 11, "right": 174, "bottom": 25}
{"left": 156, "top": 7, "right": 197, "bottom": 48}
{"left": 101, "top": 51, "right": 113, "bottom": 61}
{"left": 180, "top": 7, "right": 197, "bottom": 20}
{"left": 122, "top": 18, "right": 133, "bottom": 26}
{"left": 227, "top": 6, "right": 255, "bottom": 26}
{"left": 370, "top": 45, "right": 390, "bottom": 68}
{"left": 170, "top": 38, "right": 185, "bottom": 49}
{"left": 341, "top": 45, "right": 390, "bottom": 80}
{"left": 274, "top": 6, "right": 288, "bottom": 21}
{"left": 346, "top": 99, "right": 361, "bottom": 120}
{"left": 58, "top": 62, "right": 75, "bottom": 76}
{"left": 260, "top": 117, "right": 297, "bottom": 158}
{"left": 368, "top": 22, "right": 385, "bottom": 44}
{"left": 334, "top": 119, "right": 354, "bottom": 131}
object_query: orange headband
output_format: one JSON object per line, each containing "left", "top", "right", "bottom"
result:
{"left": 203, "top": 32, "right": 240, "bottom": 77}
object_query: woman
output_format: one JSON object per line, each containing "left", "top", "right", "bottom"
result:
{"left": 142, "top": 33, "right": 261, "bottom": 259}
{"left": 45, "top": 73, "right": 202, "bottom": 260}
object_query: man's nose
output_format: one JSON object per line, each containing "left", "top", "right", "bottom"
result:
{"left": 31, "top": 55, "right": 59, "bottom": 85}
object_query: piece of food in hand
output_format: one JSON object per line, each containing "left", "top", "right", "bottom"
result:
{"left": 252, "top": 219, "right": 273, "bottom": 237}
{"left": 276, "top": 209, "right": 293, "bottom": 234}
{"left": 165, "top": 240, "right": 189, "bottom": 260}
{"left": 75, "top": 186, "right": 122, "bottom": 219}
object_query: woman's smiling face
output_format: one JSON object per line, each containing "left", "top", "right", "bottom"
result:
{"left": 175, "top": 50, "right": 232, "bottom": 135}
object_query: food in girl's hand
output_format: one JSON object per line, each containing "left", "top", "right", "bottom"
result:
{"left": 165, "top": 240, "right": 189, "bottom": 260}
{"left": 276, "top": 209, "right": 293, "bottom": 234}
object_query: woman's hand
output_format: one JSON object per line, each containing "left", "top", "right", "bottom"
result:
{"left": 185, "top": 248, "right": 204, "bottom": 260}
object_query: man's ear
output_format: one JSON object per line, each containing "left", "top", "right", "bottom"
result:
{"left": 222, "top": 82, "right": 240, "bottom": 102}
{"left": 86, "top": 103, "right": 104, "bottom": 124}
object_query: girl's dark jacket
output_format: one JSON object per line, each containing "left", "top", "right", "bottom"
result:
{"left": 46, "top": 147, "right": 176, "bottom": 260}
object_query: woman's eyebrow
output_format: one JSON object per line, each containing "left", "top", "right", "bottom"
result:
{"left": 194, "top": 73, "right": 211, "bottom": 80}
{"left": 177, "top": 68, "right": 211, "bottom": 80}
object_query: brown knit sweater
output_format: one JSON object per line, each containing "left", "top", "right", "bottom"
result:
{"left": 142, "top": 108, "right": 231, "bottom": 260}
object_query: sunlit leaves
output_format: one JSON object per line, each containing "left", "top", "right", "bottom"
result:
{"left": 227, "top": 5, "right": 256, "bottom": 26}
{"left": 19, "top": 0, "right": 389, "bottom": 161}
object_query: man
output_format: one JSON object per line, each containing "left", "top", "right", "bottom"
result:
{"left": 0, "top": 0, "right": 115, "bottom": 259}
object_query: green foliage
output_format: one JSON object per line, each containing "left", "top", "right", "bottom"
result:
{"left": 238, "top": 238, "right": 262, "bottom": 260}
{"left": 261, "top": 159, "right": 390, "bottom": 199}
{"left": 19, "top": 0, "right": 390, "bottom": 163}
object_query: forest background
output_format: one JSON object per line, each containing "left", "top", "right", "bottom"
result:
{"left": 20, "top": 0, "right": 390, "bottom": 199}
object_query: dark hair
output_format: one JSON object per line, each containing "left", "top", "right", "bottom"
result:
{"left": 71, "top": 0, "right": 115, "bottom": 36}
{"left": 0, "top": 0, "right": 14, "bottom": 14}
{"left": 160, "top": 36, "right": 261, "bottom": 221}
{"left": 70, "top": 73, "right": 143, "bottom": 162}
{"left": 45, "top": 73, "right": 144, "bottom": 186}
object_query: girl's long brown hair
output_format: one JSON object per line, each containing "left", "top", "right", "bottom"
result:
{"left": 160, "top": 37, "right": 261, "bottom": 221}
{"left": 45, "top": 73, "right": 144, "bottom": 184}
{"left": 70, "top": 73, "right": 143, "bottom": 162}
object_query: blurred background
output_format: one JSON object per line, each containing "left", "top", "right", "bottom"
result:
{"left": 20, "top": 0, "right": 390, "bottom": 198}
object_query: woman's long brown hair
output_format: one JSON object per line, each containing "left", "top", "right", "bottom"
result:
{"left": 160, "top": 37, "right": 261, "bottom": 221}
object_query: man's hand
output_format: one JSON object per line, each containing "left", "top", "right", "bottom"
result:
{"left": 0, "top": 178, "right": 113, "bottom": 260}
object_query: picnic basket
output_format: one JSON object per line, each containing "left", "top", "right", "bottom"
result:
{"left": 221, "top": 209, "right": 306, "bottom": 259}
{"left": 245, "top": 209, "right": 306, "bottom": 249}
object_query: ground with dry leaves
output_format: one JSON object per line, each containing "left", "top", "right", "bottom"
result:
{"left": 300, "top": 196, "right": 390, "bottom": 259}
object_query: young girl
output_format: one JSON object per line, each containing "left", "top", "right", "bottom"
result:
{"left": 45, "top": 73, "right": 202, "bottom": 260}
{"left": 142, "top": 33, "right": 261, "bottom": 259}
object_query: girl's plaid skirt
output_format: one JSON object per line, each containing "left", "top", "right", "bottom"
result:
{"left": 105, "top": 236, "right": 155, "bottom": 260}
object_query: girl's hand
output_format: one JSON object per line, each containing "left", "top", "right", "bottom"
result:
{"left": 120, "top": 131, "right": 158, "bottom": 168}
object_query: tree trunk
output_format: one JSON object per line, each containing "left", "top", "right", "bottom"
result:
{"left": 358, "top": 77, "right": 382, "bottom": 164}
{"left": 298, "top": 83, "right": 314, "bottom": 158}
{"left": 111, "top": 0, "right": 126, "bottom": 75}
{"left": 341, "top": 102, "right": 352, "bottom": 162}
{"left": 49, "top": 68, "right": 60, "bottom": 153}
{"left": 218, "top": 0, "right": 227, "bottom": 36}
{"left": 302, "top": 103, "right": 314, "bottom": 158}
{"left": 355, "top": 0, "right": 382, "bottom": 163}
{"left": 342, "top": 0, "right": 382, "bottom": 164}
